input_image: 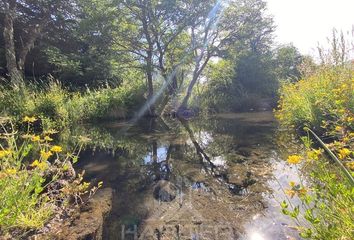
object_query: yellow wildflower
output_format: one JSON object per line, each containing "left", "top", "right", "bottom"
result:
{"left": 307, "top": 149, "right": 322, "bottom": 161}
{"left": 44, "top": 136, "right": 53, "bottom": 142}
{"left": 346, "top": 162, "right": 354, "bottom": 171}
{"left": 289, "top": 181, "right": 296, "bottom": 187}
{"left": 285, "top": 189, "right": 296, "bottom": 198}
{"left": 338, "top": 148, "right": 351, "bottom": 160}
{"left": 0, "top": 149, "right": 12, "bottom": 158}
{"left": 31, "top": 159, "right": 40, "bottom": 167}
{"left": 23, "top": 116, "right": 37, "bottom": 123}
{"left": 335, "top": 126, "right": 343, "bottom": 132}
{"left": 287, "top": 155, "right": 302, "bottom": 164}
{"left": 50, "top": 146, "right": 62, "bottom": 153}
{"left": 31, "top": 135, "right": 41, "bottom": 142}
{"left": 43, "top": 129, "right": 58, "bottom": 135}
{"left": 31, "top": 160, "right": 48, "bottom": 170}
{"left": 40, "top": 150, "right": 53, "bottom": 160}
{"left": 6, "top": 168, "right": 17, "bottom": 175}
{"left": 343, "top": 137, "right": 350, "bottom": 143}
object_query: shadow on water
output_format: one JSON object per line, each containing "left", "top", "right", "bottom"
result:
{"left": 65, "top": 112, "right": 301, "bottom": 240}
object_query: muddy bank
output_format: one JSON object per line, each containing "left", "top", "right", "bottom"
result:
{"left": 31, "top": 188, "right": 113, "bottom": 240}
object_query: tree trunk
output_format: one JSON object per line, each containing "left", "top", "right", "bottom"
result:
{"left": 17, "top": 24, "right": 43, "bottom": 72}
{"left": 179, "top": 72, "right": 199, "bottom": 110}
{"left": 142, "top": 7, "right": 155, "bottom": 117}
{"left": 146, "top": 64, "right": 155, "bottom": 116}
{"left": 3, "top": 1, "right": 22, "bottom": 85}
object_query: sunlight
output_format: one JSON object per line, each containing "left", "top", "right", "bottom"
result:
{"left": 251, "top": 232, "right": 265, "bottom": 240}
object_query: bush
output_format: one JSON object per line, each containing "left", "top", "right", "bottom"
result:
{"left": 275, "top": 66, "right": 354, "bottom": 132}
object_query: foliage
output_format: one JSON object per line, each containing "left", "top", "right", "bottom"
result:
{"left": 274, "top": 44, "right": 303, "bottom": 82}
{"left": 0, "top": 80, "right": 146, "bottom": 127}
{"left": 0, "top": 117, "right": 97, "bottom": 236}
{"left": 198, "top": 59, "right": 242, "bottom": 112}
{"left": 281, "top": 135, "right": 353, "bottom": 239}
{"left": 67, "top": 80, "right": 146, "bottom": 122}
{"left": 276, "top": 49, "right": 354, "bottom": 239}
{"left": 275, "top": 65, "right": 354, "bottom": 131}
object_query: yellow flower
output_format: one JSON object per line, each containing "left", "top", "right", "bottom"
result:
{"left": 285, "top": 189, "right": 296, "bottom": 198}
{"left": 44, "top": 136, "right": 53, "bottom": 142}
{"left": 346, "top": 162, "right": 354, "bottom": 171}
{"left": 6, "top": 168, "right": 17, "bottom": 175}
{"left": 23, "top": 116, "right": 37, "bottom": 123}
{"left": 40, "top": 150, "right": 53, "bottom": 160}
{"left": 50, "top": 146, "right": 62, "bottom": 153}
{"left": 43, "top": 129, "right": 58, "bottom": 135}
{"left": 31, "top": 159, "right": 40, "bottom": 167}
{"left": 338, "top": 148, "right": 351, "bottom": 160}
{"left": 287, "top": 155, "right": 302, "bottom": 164}
{"left": 31, "top": 160, "right": 48, "bottom": 170}
{"left": 0, "top": 149, "right": 12, "bottom": 158}
{"left": 335, "top": 126, "right": 343, "bottom": 132}
{"left": 289, "top": 181, "right": 296, "bottom": 187}
{"left": 307, "top": 149, "right": 322, "bottom": 161}
{"left": 31, "top": 135, "right": 41, "bottom": 142}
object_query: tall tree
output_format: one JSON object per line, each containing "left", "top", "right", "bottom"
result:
{"left": 115, "top": 0, "right": 210, "bottom": 115}
{"left": 179, "top": 0, "right": 274, "bottom": 109}
{"left": 0, "top": 0, "right": 76, "bottom": 84}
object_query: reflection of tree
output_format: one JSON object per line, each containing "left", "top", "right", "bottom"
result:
{"left": 179, "top": 119, "right": 253, "bottom": 195}
{"left": 147, "top": 140, "right": 172, "bottom": 181}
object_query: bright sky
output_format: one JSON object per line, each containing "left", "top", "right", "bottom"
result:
{"left": 266, "top": 0, "right": 354, "bottom": 55}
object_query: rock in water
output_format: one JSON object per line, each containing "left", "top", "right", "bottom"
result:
{"left": 153, "top": 180, "right": 177, "bottom": 202}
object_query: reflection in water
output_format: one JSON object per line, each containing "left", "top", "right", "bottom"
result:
{"left": 66, "top": 112, "right": 301, "bottom": 240}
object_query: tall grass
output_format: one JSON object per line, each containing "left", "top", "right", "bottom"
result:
{"left": 275, "top": 65, "right": 354, "bottom": 132}
{"left": 0, "top": 80, "right": 146, "bottom": 128}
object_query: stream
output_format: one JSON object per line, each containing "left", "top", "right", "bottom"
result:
{"left": 73, "top": 111, "right": 302, "bottom": 240}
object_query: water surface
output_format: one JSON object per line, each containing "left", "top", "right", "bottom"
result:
{"left": 74, "top": 112, "right": 301, "bottom": 240}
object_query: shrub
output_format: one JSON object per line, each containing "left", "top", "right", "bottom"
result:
{"left": 275, "top": 66, "right": 354, "bottom": 132}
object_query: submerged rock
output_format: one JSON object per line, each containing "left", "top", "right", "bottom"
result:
{"left": 153, "top": 180, "right": 177, "bottom": 202}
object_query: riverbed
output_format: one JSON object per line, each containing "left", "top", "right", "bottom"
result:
{"left": 74, "top": 111, "right": 301, "bottom": 240}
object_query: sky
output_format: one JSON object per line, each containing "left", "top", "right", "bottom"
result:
{"left": 266, "top": 0, "right": 354, "bottom": 55}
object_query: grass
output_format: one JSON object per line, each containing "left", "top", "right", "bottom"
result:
{"left": 0, "top": 80, "right": 146, "bottom": 129}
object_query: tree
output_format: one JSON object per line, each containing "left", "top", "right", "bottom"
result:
{"left": 0, "top": 0, "right": 76, "bottom": 85}
{"left": 179, "top": 0, "right": 275, "bottom": 109}
{"left": 115, "top": 0, "right": 213, "bottom": 115}
{"left": 274, "top": 44, "right": 303, "bottom": 81}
